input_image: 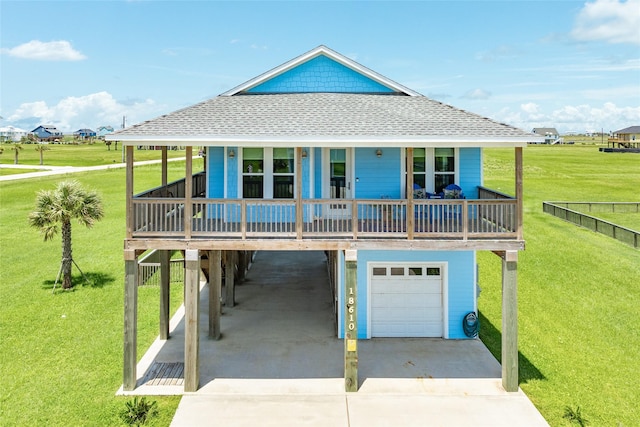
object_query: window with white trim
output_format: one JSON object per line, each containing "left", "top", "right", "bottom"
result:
{"left": 434, "top": 148, "right": 455, "bottom": 194}
{"left": 408, "top": 148, "right": 457, "bottom": 194}
{"left": 241, "top": 147, "right": 295, "bottom": 199}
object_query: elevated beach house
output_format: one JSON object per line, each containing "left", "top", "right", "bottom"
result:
{"left": 106, "top": 46, "right": 542, "bottom": 393}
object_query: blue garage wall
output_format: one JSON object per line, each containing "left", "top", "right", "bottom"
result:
{"left": 458, "top": 148, "right": 481, "bottom": 199}
{"left": 354, "top": 147, "right": 402, "bottom": 199}
{"left": 338, "top": 250, "right": 476, "bottom": 339}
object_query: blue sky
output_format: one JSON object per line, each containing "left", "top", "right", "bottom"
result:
{"left": 1, "top": 0, "right": 639, "bottom": 134}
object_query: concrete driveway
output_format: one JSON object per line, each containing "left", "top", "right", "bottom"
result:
{"left": 119, "top": 251, "right": 548, "bottom": 426}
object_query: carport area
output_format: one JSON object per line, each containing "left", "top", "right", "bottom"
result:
{"left": 118, "top": 251, "right": 547, "bottom": 426}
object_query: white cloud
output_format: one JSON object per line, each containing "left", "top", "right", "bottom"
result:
{"left": 462, "top": 89, "right": 492, "bottom": 100}
{"left": 496, "top": 101, "right": 640, "bottom": 133}
{"left": 1, "top": 40, "right": 86, "bottom": 61}
{"left": 7, "top": 92, "right": 162, "bottom": 132}
{"left": 521, "top": 103, "right": 540, "bottom": 114}
{"left": 571, "top": 0, "right": 640, "bottom": 45}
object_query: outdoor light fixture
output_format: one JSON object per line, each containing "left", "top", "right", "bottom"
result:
{"left": 228, "top": 149, "right": 235, "bottom": 158}
{"left": 376, "top": 149, "right": 383, "bottom": 158}
{"left": 302, "top": 149, "right": 308, "bottom": 158}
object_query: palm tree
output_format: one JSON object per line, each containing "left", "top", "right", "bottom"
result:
{"left": 34, "top": 144, "right": 50, "bottom": 165}
{"left": 10, "top": 143, "right": 22, "bottom": 164}
{"left": 29, "top": 180, "right": 104, "bottom": 289}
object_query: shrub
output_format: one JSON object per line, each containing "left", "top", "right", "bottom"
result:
{"left": 120, "top": 397, "right": 158, "bottom": 426}
{"left": 563, "top": 406, "right": 590, "bottom": 426}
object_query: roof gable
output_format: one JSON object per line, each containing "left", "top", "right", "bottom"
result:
{"left": 223, "top": 45, "right": 420, "bottom": 96}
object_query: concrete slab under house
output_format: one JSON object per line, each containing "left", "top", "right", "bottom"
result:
{"left": 106, "top": 45, "right": 543, "bottom": 395}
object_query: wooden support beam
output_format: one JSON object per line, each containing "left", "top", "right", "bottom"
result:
{"left": 237, "top": 251, "right": 247, "bottom": 282}
{"left": 123, "top": 250, "right": 138, "bottom": 391}
{"left": 208, "top": 250, "right": 222, "bottom": 340}
{"left": 502, "top": 252, "right": 519, "bottom": 392}
{"left": 184, "top": 147, "right": 193, "bottom": 239}
{"left": 344, "top": 249, "right": 358, "bottom": 392}
{"left": 159, "top": 249, "right": 171, "bottom": 340}
{"left": 224, "top": 251, "right": 235, "bottom": 307}
{"left": 515, "top": 147, "right": 524, "bottom": 240}
{"left": 296, "top": 147, "right": 303, "bottom": 240}
{"left": 184, "top": 249, "right": 200, "bottom": 392}
{"left": 125, "top": 146, "right": 134, "bottom": 239}
{"left": 161, "top": 146, "right": 168, "bottom": 188}
{"left": 406, "top": 147, "right": 414, "bottom": 240}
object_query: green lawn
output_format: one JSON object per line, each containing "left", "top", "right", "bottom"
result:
{"left": 0, "top": 143, "right": 188, "bottom": 168}
{"left": 0, "top": 161, "right": 189, "bottom": 426}
{"left": 478, "top": 145, "right": 639, "bottom": 426}
{"left": 0, "top": 145, "right": 638, "bottom": 426}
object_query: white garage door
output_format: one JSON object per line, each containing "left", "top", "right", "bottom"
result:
{"left": 370, "top": 265, "right": 443, "bottom": 337}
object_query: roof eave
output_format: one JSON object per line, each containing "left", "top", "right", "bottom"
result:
{"left": 106, "top": 134, "right": 540, "bottom": 148}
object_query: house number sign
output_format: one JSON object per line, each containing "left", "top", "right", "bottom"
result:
{"left": 345, "top": 282, "right": 357, "bottom": 352}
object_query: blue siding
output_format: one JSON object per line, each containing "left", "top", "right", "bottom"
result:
{"left": 354, "top": 147, "right": 402, "bottom": 199}
{"left": 458, "top": 147, "right": 481, "bottom": 199}
{"left": 302, "top": 149, "right": 311, "bottom": 198}
{"left": 207, "top": 147, "right": 225, "bottom": 198}
{"left": 313, "top": 148, "right": 322, "bottom": 198}
{"left": 227, "top": 147, "right": 238, "bottom": 198}
{"left": 338, "top": 250, "right": 476, "bottom": 339}
{"left": 247, "top": 55, "right": 394, "bottom": 94}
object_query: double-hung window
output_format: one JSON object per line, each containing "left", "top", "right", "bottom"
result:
{"left": 242, "top": 147, "right": 295, "bottom": 199}
{"left": 413, "top": 148, "right": 427, "bottom": 189}
{"left": 272, "top": 148, "right": 294, "bottom": 198}
{"left": 408, "top": 148, "right": 457, "bottom": 194}
{"left": 434, "top": 148, "right": 455, "bottom": 194}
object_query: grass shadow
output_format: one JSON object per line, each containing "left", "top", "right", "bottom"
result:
{"left": 478, "top": 311, "right": 546, "bottom": 384}
{"left": 42, "top": 271, "right": 116, "bottom": 291}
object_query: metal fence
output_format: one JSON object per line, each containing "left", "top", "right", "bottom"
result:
{"left": 543, "top": 202, "right": 639, "bottom": 248}
{"left": 138, "top": 255, "right": 185, "bottom": 286}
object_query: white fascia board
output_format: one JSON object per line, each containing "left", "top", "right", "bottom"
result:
{"left": 221, "top": 45, "right": 421, "bottom": 97}
{"left": 109, "top": 134, "right": 538, "bottom": 148}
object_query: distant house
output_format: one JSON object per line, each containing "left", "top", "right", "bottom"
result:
{"left": 74, "top": 128, "right": 97, "bottom": 139}
{"left": 0, "top": 126, "right": 28, "bottom": 142}
{"left": 32, "top": 125, "right": 64, "bottom": 141}
{"left": 608, "top": 125, "right": 640, "bottom": 149}
{"left": 531, "top": 128, "right": 561, "bottom": 144}
{"left": 97, "top": 126, "right": 115, "bottom": 138}
{"left": 612, "top": 126, "right": 640, "bottom": 142}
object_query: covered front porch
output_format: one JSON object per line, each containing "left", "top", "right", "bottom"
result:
{"left": 124, "top": 146, "right": 524, "bottom": 245}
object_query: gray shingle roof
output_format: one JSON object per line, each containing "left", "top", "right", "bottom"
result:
{"left": 108, "top": 93, "right": 539, "bottom": 145}
{"left": 614, "top": 125, "right": 640, "bottom": 134}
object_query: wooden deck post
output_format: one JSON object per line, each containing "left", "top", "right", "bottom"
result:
{"left": 515, "top": 147, "right": 524, "bottom": 240}
{"left": 123, "top": 249, "right": 138, "bottom": 391}
{"left": 502, "top": 250, "right": 519, "bottom": 392}
{"left": 161, "top": 146, "right": 168, "bottom": 189}
{"left": 184, "top": 146, "right": 193, "bottom": 239}
{"left": 344, "top": 249, "right": 358, "bottom": 392}
{"left": 125, "top": 146, "right": 134, "bottom": 239}
{"left": 159, "top": 249, "right": 170, "bottom": 340}
{"left": 296, "top": 147, "right": 303, "bottom": 240}
{"left": 208, "top": 250, "right": 222, "bottom": 340}
{"left": 224, "top": 251, "right": 235, "bottom": 307}
{"left": 184, "top": 249, "right": 200, "bottom": 392}
{"left": 406, "top": 147, "right": 414, "bottom": 240}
